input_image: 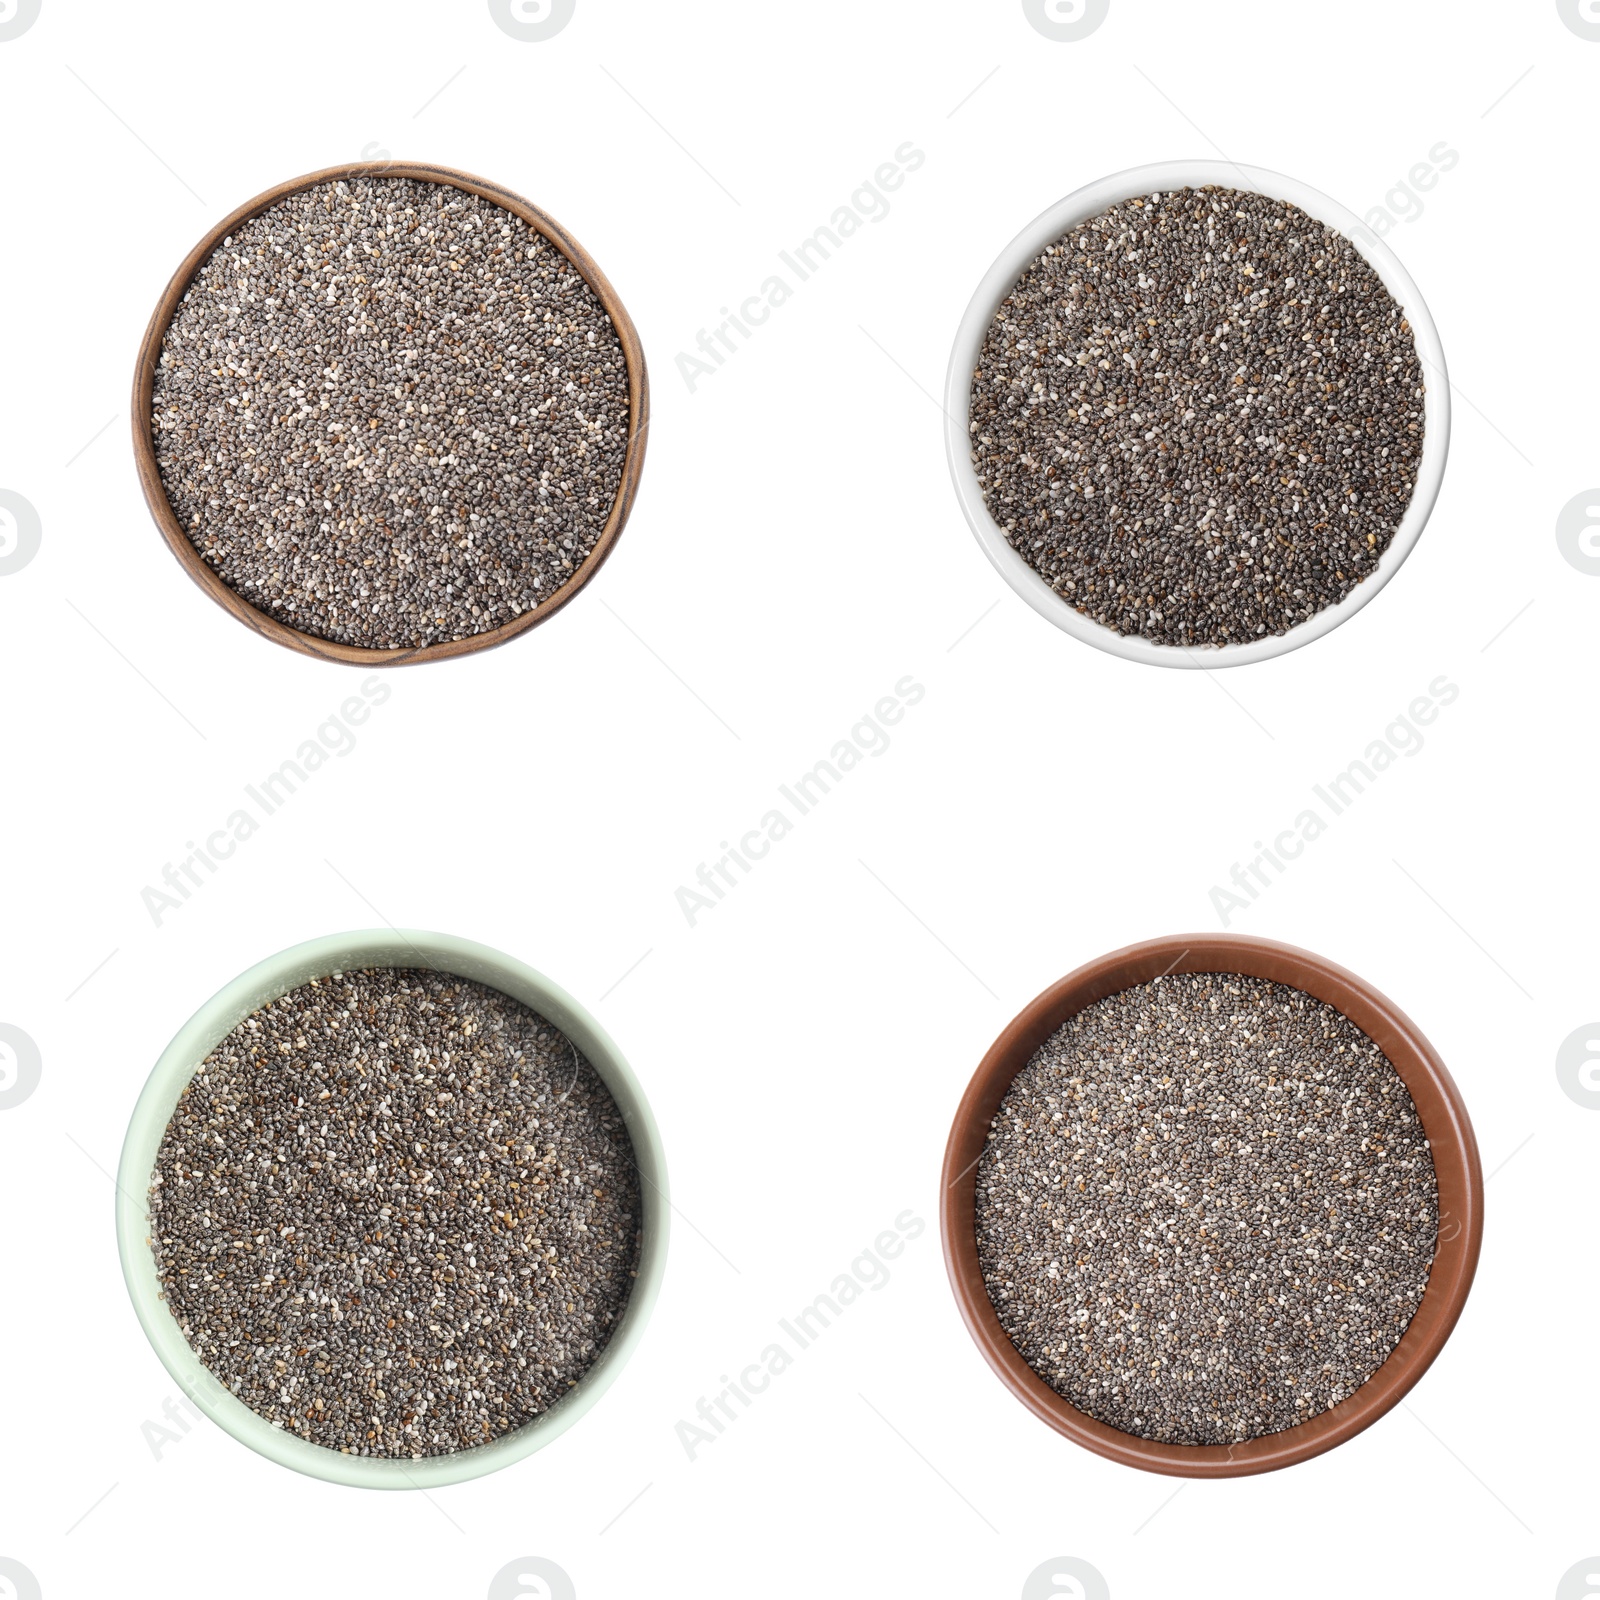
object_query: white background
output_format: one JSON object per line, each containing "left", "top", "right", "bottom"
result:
{"left": 0, "top": 2, "right": 1592, "bottom": 1596}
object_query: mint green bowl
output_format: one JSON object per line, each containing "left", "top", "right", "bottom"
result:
{"left": 115, "top": 929, "right": 669, "bottom": 1489}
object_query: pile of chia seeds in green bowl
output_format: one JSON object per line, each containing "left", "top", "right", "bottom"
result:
{"left": 974, "top": 971, "right": 1438, "bottom": 1446}
{"left": 970, "top": 186, "right": 1425, "bottom": 648}
{"left": 149, "top": 968, "right": 642, "bottom": 1459}
{"left": 151, "top": 175, "right": 632, "bottom": 650}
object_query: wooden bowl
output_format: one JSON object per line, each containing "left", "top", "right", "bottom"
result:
{"left": 940, "top": 933, "right": 1482, "bottom": 1478}
{"left": 131, "top": 160, "right": 649, "bottom": 667}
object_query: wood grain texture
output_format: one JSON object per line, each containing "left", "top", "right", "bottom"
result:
{"left": 131, "top": 160, "right": 649, "bottom": 667}
{"left": 940, "top": 932, "right": 1483, "bottom": 1479}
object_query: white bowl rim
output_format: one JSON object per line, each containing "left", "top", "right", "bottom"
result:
{"left": 114, "top": 929, "right": 670, "bottom": 1490}
{"left": 943, "top": 159, "right": 1451, "bottom": 669}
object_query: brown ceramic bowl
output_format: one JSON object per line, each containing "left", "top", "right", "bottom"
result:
{"left": 940, "top": 933, "right": 1482, "bottom": 1478}
{"left": 131, "top": 160, "right": 649, "bottom": 667}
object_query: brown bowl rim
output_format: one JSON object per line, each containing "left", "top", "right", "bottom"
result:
{"left": 939, "top": 932, "right": 1483, "bottom": 1478}
{"left": 130, "top": 159, "right": 650, "bottom": 667}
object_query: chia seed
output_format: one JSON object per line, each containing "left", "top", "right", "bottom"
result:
{"left": 151, "top": 176, "right": 632, "bottom": 650}
{"left": 149, "top": 968, "right": 642, "bottom": 1459}
{"left": 974, "top": 971, "right": 1437, "bottom": 1445}
{"left": 969, "top": 187, "right": 1424, "bottom": 648}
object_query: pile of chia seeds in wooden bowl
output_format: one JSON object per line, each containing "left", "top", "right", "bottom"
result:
{"left": 969, "top": 187, "right": 1424, "bottom": 648}
{"left": 974, "top": 972, "right": 1438, "bottom": 1446}
{"left": 149, "top": 968, "right": 642, "bottom": 1459}
{"left": 150, "top": 174, "right": 633, "bottom": 650}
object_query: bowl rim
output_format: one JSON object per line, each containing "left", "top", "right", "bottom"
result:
{"left": 131, "top": 159, "right": 650, "bottom": 667}
{"left": 939, "top": 932, "right": 1482, "bottom": 1478}
{"left": 114, "top": 928, "right": 670, "bottom": 1489}
{"left": 943, "top": 159, "right": 1451, "bottom": 669}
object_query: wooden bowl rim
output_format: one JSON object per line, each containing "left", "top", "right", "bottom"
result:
{"left": 939, "top": 932, "right": 1483, "bottom": 1478}
{"left": 130, "top": 159, "right": 649, "bottom": 667}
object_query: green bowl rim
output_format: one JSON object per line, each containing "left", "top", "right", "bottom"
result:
{"left": 114, "top": 928, "right": 670, "bottom": 1489}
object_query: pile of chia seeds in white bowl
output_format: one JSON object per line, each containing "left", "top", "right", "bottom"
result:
{"left": 149, "top": 968, "right": 642, "bottom": 1459}
{"left": 975, "top": 971, "right": 1438, "bottom": 1446}
{"left": 969, "top": 186, "right": 1424, "bottom": 649}
{"left": 151, "top": 175, "right": 632, "bottom": 650}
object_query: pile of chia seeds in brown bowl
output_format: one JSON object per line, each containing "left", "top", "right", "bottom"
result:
{"left": 974, "top": 971, "right": 1438, "bottom": 1447}
{"left": 148, "top": 967, "right": 643, "bottom": 1460}
{"left": 969, "top": 185, "right": 1425, "bottom": 649}
{"left": 144, "top": 168, "right": 642, "bottom": 657}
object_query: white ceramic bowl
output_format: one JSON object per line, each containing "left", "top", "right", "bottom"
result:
{"left": 944, "top": 160, "right": 1450, "bottom": 669}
